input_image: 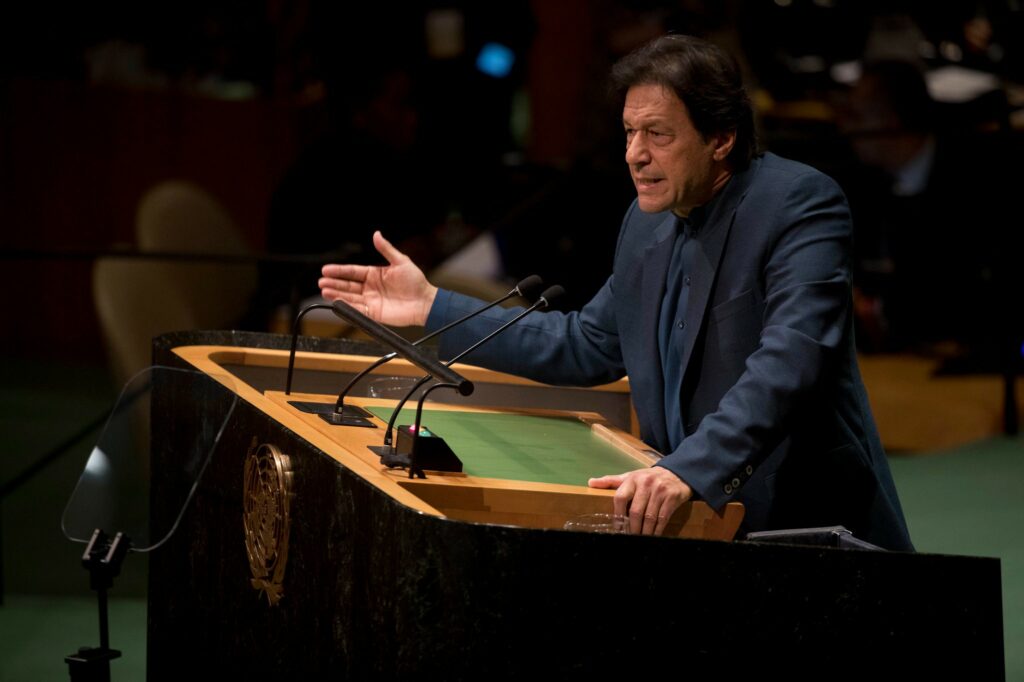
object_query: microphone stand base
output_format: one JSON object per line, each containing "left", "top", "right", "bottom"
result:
{"left": 65, "top": 646, "right": 122, "bottom": 682}
{"left": 369, "top": 446, "right": 426, "bottom": 479}
{"left": 317, "top": 412, "right": 376, "bottom": 428}
{"left": 287, "top": 401, "right": 376, "bottom": 428}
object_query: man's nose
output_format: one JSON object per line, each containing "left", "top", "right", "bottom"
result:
{"left": 625, "top": 133, "right": 649, "bottom": 166}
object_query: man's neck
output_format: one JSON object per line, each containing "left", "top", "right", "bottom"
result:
{"left": 673, "top": 167, "right": 733, "bottom": 218}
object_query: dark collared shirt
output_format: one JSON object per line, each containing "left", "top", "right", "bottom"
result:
{"left": 657, "top": 202, "right": 713, "bottom": 450}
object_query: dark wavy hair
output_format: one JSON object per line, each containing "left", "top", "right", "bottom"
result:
{"left": 610, "top": 34, "right": 758, "bottom": 170}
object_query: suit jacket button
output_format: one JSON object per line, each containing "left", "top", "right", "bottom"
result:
{"left": 745, "top": 465, "right": 753, "bottom": 475}
{"left": 724, "top": 484, "right": 733, "bottom": 494}
{"left": 731, "top": 477, "right": 741, "bottom": 488}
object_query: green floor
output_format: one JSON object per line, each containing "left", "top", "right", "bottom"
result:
{"left": 889, "top": 437, "right": 1024, "bottom": 679}
{"left": 0, "top": 595, "right": 147, "bottom": 681}
{"left": 1, "top": 359, "right": 1020, "bottom": 680}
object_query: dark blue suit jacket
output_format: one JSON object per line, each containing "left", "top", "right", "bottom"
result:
{"left": 426, "top": 153, "right": 913, "bottom": 551}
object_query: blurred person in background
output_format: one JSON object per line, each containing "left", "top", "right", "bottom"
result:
{"left": 835, "top": 59, "right": 1020, "bottom": 356}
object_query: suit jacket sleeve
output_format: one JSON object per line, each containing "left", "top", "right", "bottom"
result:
{"left": 426, "top": 278, "right": 627, "bottom": 387}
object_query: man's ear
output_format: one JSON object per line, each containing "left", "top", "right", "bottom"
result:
{"left": 711, "top": 130, "right": 737, "bottom": 162}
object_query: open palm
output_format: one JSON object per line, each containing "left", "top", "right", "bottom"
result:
{"left": 319, "top": 231, "right": 437, "bottom": 327}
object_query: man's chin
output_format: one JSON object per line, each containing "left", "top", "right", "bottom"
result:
{"left": 636, "top": 197, "right": 668, "bottom": 214}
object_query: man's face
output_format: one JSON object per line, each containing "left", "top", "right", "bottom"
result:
{"left": 623, "top": 83, "right": 732, "bottom": 216}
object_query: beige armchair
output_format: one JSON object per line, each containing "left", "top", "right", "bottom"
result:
{"left": 94, "top": 180, "right": 257, "bottom": 387}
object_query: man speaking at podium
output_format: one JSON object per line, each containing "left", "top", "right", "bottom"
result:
{"left": 319, "top": 35, "right": 913, "bottom": 552}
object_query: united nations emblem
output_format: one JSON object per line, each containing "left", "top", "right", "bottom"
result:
{"left": 243, "top": 440, "right": 293, "bottom": 606}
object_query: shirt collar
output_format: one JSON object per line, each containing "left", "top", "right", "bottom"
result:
{"left": 676, "top": 187, "right": 722, "bottom": 237}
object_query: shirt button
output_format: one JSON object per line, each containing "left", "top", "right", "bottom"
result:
{"left": 677, "top": 320, "right": 685, "bottom": 329}
{"left": 684, "top": 276, "right": 691, "bottom": 285}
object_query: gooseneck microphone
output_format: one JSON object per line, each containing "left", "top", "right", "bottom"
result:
{"left": 283, "top": 276, "right": 542, "bottom": 426}
{"left": 328, "top": 300, "right": 473, "bottom": 394}
{"left": 330, "top": 275, "right": 543, "bottom": 415}
{"left": 382, "top": 285, "right": 565, "bottom": 477}
{"left": 285, "top": 303, "right": 334, "bottom": 395}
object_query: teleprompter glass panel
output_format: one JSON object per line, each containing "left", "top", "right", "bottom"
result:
{"left": 61, "top": 365, "right": 238, "bottom": 552}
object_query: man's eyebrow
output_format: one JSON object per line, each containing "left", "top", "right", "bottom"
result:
{"left": 623, "top": 116, "right": 671, "bottom": 127}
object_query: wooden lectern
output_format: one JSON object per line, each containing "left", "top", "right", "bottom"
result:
{"left": 147, "top": 331, "right": 1004, "bottom": 680}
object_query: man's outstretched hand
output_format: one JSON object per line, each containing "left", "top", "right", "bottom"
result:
{"left": 319, "top": 231, "right": 438, "bottom": 327}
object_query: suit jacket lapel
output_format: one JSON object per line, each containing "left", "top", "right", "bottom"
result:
{"left": 639, "top": 213, "right": 679, "bottom": 451}
{"left": 677, "top": 161, "right": 758, "bottom": 387}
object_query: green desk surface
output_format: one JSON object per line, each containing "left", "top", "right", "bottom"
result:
{"left": 368, "top": 407, "right": 644, "bottom": 486}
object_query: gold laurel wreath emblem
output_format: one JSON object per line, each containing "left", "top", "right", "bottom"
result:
{"left": 243, "top": 440, "right": 293, "bottom": 606}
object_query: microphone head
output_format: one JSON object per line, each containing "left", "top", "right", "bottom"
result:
{"left": 514, "top": 275, "right": 544, "bottom": 300}
{"left": 538, "top": 285, "right": 565, "bottom": 307}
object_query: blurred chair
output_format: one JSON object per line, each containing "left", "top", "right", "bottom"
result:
{"left": 94, "top": 180, "right": 257, "bottom": 388}
{"left": 93, "top": 258, "right": 199, "bottom": 389}
{"left": 135, "top": 180, "right": 257, "bottom": 334}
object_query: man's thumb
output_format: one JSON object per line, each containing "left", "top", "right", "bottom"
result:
{"left": 588, "top": 474, "right": 625, "bottom": 489}
{"left": 373, "top": 230, "right": 408, "bottom": 266}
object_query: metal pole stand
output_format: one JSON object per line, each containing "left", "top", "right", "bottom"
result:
{"left": 65, "top": 529, "right": 130, "bottom": 682}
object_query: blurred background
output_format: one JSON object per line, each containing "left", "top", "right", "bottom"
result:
{"left": 3, "top": 0, "right": 1024, "bottom": 371}
{"left": 1, "top": 1, "right": 1022, "bottom": 678}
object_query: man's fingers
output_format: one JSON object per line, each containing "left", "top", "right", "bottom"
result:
{"left": 317, "top": 290, "right": 365, "bottom": 310}
{"left": 319, "top": 280, "right": 354, "bottom": 297}
{"left": 626, "top": 484, "right": 649, "bottom": 535}
{"left": 641, "top": 507, "right": 660, "bottom": 536}
{"left": 651, "top": 493, "right": 675, "bottom": 536}
{"left": 652, "top": 495, "right": 675, "bottom": 536}
{"left": 372, "top": 231, "right": 409, "bottom": 266}
{"left": 641, "top": 478, "right": 674, "bottom": 536}
{"left": 335, "top": 291, "right": 364, "bottom": 307}
{"left": 611, "top": 477, "right": 634, "bottom": 520}
{"left": 321, "top": 263, "right": 368, "bottom": 281}
{"left": 640, "top": 494, "right": 662, "bottom": 536}
{"left": 588, "top": 474, "right": 631, "bottom": 520}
